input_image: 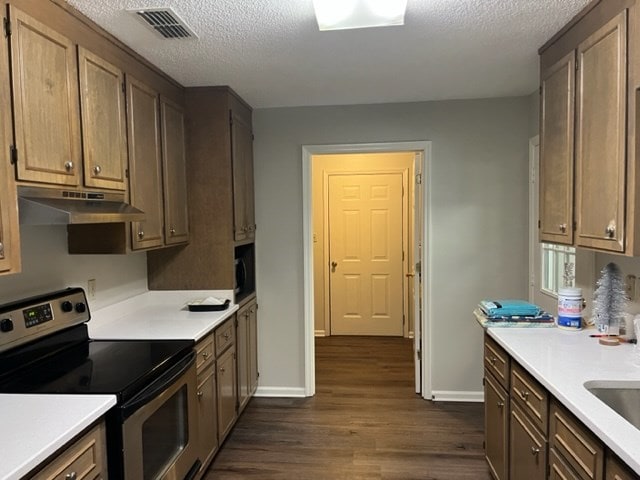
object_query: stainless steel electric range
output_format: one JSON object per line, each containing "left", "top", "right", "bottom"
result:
{"left": 0, "top": 288, "right": 201, "bottom": 480}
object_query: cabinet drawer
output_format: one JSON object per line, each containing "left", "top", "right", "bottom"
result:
{"left": 33, "top": 421, "right": 107, "bottom": 480}
{"left": 550, "top": 447, "right": 581, "bottom": 480}
{"left": 196, "top": 333, "right": 215, "bottom": 373}
{"left": 550, "top": 400, "right": 604, "bottom": 480}
{"left": 605, "top": 453, "right": 637, "bottom": 480}
{"left": 215, "top": 317, "right": 235, "bottom": 356}
{"left": 484, "top": 334, "right": 510, "bottom": 389}
{"left": 511, "top": 362, "right": 549, "bottom": 434}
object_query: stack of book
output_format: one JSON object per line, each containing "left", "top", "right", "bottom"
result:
{"left": 474, "top": 300, "right": 554, "bottom": 328}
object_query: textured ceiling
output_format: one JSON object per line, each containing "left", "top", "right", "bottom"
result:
{"left": 66, "top": 0, "right": 591, "bottom": 108}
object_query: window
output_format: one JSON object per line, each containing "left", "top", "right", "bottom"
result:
{"left": 541, "top": 243, "right": 576, "bottom": 296}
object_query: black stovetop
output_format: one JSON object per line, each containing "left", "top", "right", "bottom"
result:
{"left": 0, "top": 324, "right": 193, "bottom": 403}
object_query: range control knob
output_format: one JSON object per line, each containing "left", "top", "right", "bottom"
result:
{"left": 61, "top": 301, "right": 73, "bottom": 313}
{"left": 0, "top": 318, "right": 14, "bottom": 332}
{"left": 75, "top": 302, "right": 87, "bottom": 314}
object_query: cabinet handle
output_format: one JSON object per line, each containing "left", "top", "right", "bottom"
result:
{"left": 138, "top": 231, "right": 144, "bottom": 239}
{"left": 0, "top": 242, "right": 4, "bottom": 257}
{"left": 65, "top": 473, "right": 77, "bottom": 480}
{"left": 559, "top": 223, "right": 567, "bottom": 233}
{"left": 605, "top": 224, "right": 616, "bottom": 238}
{"left": 64, "top": 161, "right": 74, "bottom": 172}
{"left": 220, "top": 367, "right": 225, "bottom": 374}
{"left": 497, "top": 401, "right": 504, "bottom": 409}
{"left": 93, "top": 165, "right": 102, "bottom": 175}
{"left": 248, "top": 224, "right": 255, "bottom": 232}
{"left": 202, "top": 351, "right": 209, "bottom": 359}
{"left": 224, "top": 333, "right": 230, "bottom": 340}
{"left": 489, "top": 356, "right": 497, "bottom": 366}
{"left": 530, "top": 446, "right": 540, "bottom": 456}
{"left": 519, "top": 390, "right": 529, "bottom": 401}
{"left": 197, "top": 390, "right": 203, "bottom": 398}
{"left": 169, "top": 227, "right": 176, "bottom": 235}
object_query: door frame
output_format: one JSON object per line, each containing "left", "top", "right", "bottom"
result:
{"left": 302, "top": 141, "right": 432, "bottom": 399}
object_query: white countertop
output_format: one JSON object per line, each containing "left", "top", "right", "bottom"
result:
{"left": 487, "top": 327, "right": 640, "bottom": 475}
{"left": 0, "top": 394, "right": 116, "bottom": 480}
{"left": 89, "top": 290, "right": 239, "bottom": 341}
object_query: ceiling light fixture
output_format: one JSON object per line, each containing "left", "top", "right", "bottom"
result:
{"left": 312, "top": 0, "right": 408, "bottom": 31}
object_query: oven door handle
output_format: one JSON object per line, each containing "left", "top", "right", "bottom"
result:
{"left": 120, "top": 350, "right": 196, "bottom": 419}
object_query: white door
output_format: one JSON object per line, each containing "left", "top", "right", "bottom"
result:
{"left": 328, "top": 173, "right": 404, "bottom": 336}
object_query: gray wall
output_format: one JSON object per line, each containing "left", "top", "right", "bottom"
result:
{"left": 253, "top": 97, "right": 531, "bottom": 396}
{"left": 0, "top": 225, "right": 147, "bottom": 307}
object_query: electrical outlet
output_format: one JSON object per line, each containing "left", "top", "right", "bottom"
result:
{"left": 87, "top": 279, "right": 96, "bottom": 300}
{"left": 626, "top": 274, "right": 636, "bottom": 300}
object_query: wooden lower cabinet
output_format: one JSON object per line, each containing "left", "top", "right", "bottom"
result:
{"left": 484, "top": 371, "right": 509, "bottom": 480}
{"left": 509, "top": 402, "right": 547, "bottom": 480}
{"left": 483, "top": 333, "right": 639, "bottom": 480}
{"left": 197, "top": 363, "right": 218, "bottom": 469}
{"left": 32, "top": 421, "right": 107, "bottom": 480}
{"left": 237, "top": 299, "right": 258, "bottom": 413}
{"left": 216, "top": 339, "right": 237, "bottom": 444}
{"left": 195, "top": 332, "right": 217, "bottom": 475}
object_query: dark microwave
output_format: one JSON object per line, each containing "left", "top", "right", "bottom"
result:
{"left": 234, "top": 243, "right": 255, "bottom": 301}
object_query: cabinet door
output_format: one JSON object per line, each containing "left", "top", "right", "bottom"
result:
{"left": 539, "top": 51, "right": 575, "bottom": 245}
{"left": 78, "top": 47, "right": 127, "bottom": 191}
{"left": 236, "top": 304, "right": 250, "bottom": 412}
{"left": 510, "top": 404, "right": 547, "bottom": 480}
{"left": 160, "top": 96, "right": 189, "bottom": 245}
{"left": 126, "top": 76, "right": 164, "bottom": 250}
{"left": 217, "top": 345, "right": 237, "bottom": 443}
{"left": 231, "top": 110, "right": 255, "bottom": 241}
{"left": 248, "top": 302, "right": 258, "bottom": 396}
{"left": 575, "top": 11, "right": 627, "bottom": 252}
{"left": 0, "top": 17, "right": 19, "bottom": 275}
{"left": 197, "top": 363, "right": 218, "bottom": 468}
{"left": 9, "top": 6, "right": 81, "bottom": 186}
{"left": 485, "top": 373, "right": 509, "bottom": 480}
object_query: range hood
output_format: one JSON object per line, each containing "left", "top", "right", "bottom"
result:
{"left": 18, "top": 186, "right": 145, "bottom": 225}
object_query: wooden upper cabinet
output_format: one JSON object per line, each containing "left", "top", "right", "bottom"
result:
{"left": 160, "top": 96, "right": 189, "bottom": 245}
{"left": 231, "top": 108, "right": 255, "bottom": 242}
{"left": 126, "top": 76, "right": 164, "bottom": 251}
{"left": 539, "top": 51, "right": 575, "bottom": 245}
{"left": 575, "top": 11, "right": 627, "bottom": 252}
{"left": 9, "top": 6, "right": 81, "bottom": 186}
{"left": 0, "top": 11, "right": 19, "bottom": 275}
{"left": 78, "top": 47, "right": 127, "bottom": 191}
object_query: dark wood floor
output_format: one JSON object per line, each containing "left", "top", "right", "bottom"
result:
{"left": 205, "top": 336, "right": 490, "bottom": 479}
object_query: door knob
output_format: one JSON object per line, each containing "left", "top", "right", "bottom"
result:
{"left": 331, "top": 261, "right": 338, "bottom": 272}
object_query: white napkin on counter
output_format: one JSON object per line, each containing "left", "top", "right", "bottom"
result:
{"left": 189, "top": 296, "right": 226, "bottom": 306}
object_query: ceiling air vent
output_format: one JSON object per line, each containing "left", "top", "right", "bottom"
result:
{"left": 131, "top": 8, "right": 197, "bottom": 39}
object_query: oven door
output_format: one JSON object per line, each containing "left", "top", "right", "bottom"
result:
{"left": 121, "top": 351, "right": 200, "bottom": 480}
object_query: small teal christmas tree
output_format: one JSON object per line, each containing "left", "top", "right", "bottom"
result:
{"left": 593, "top": 262, "right": 626, "bottom": 337}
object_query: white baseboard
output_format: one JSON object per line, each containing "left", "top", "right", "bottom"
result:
{"left": 254, "top": 386, "right": 307, "bottom": 398}
{"left": 314, "top": 329, "right": 326, "bottom": 337}
{"left": 430, "top": 390, "right": 484, "bottom": 402}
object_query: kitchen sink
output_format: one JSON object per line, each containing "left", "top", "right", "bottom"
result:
{"left": 584, "top": 381, "right": 640, "bottom": 429}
